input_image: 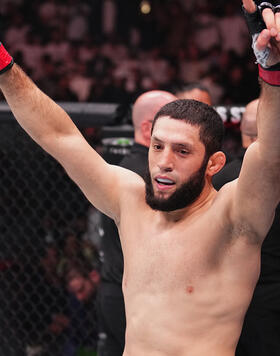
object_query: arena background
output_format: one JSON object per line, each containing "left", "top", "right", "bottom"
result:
{"left": 0, "top": 0, "right": 264, "bottom": 355}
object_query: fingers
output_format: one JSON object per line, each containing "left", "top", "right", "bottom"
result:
{"left": 242, "top": 0, "right": 257, "bottom": 14}
{"left": 256, "top": 29, "right": 272, "bottom": 51}
{"left": 262, "top": 8, "right": 278, "bottom": 36}
{"left": 276, "top": 13, "right": 280, "bottom": 40}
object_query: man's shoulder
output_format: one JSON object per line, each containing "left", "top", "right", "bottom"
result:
{"left": 117, "top": 164, "right": 146, "bottom": 200}
{"left": 211, "top": 180, "right": 237, "bottom": 219}
{"left": 215, "top": 178, "right": 237, "bottom": 200}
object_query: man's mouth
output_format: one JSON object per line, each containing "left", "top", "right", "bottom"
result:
{"left": 155, "top": 177, "right": 175, "bottom": 185}
{"left": 155, "top": 177, "right": 175, "bottom": 191}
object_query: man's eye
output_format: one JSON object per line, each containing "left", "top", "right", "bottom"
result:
{"left": 153, "top": 144, "right": 161, "bottom": 150}
{"left": 179, "top": 150, "right": 188, "bottom": 155}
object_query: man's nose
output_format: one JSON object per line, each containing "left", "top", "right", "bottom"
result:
{"left": 157, "top": 149, "right": 174, "bottom": 172}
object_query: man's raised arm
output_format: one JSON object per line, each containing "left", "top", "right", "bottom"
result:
{"left": 230, "top": 1, "right": 280, "bottom": 240}
{"left": 0, "top": 48, "right": 132, "bottom": 221}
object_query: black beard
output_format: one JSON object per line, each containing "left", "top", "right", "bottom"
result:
{"left": 144, "top": 157, "right": 208, "bottom": 212}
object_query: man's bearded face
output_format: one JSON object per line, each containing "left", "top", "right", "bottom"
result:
{"left": 145, "top": 156, "right": 208, "bottom": 212}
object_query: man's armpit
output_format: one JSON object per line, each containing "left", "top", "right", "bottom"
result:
{"left": 229, "top": 220, "right": 262, "bottom": 246}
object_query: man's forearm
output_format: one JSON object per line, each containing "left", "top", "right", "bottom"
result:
{"left": 257, "top": 80, "right": 280, "bottom": 161}
{"left": 0, "top": 64, "right": 80, "bottom": 151}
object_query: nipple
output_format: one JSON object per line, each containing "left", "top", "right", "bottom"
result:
{"left": 186, "top": 286, "right": 194, "bottom": 294}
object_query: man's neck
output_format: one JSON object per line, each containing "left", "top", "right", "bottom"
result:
{"left": 156, "top": 183, "right": 216, "bottom": 224}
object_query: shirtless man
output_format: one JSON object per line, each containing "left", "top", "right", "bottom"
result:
{"left": 0, "top": 1, "right": 280, "bottom": 355}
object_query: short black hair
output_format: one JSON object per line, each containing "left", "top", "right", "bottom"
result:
{"left": 152, "top": 99, "right": 224, "bottom": 157}
{"left": 172, "top": 82, "right": 211, "bottom": 96}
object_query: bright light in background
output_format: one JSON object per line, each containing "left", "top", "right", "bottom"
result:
{"left": 140, "top": 0, "right": 151, "bottom": 15}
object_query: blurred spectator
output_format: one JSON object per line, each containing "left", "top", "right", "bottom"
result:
{"left": 100, "top": 36, "right": 128, "bottom": 61}
{"left": 174, "top": 82, "right": 212, "bottom": 105}
{"left": 164, "top": 1, "right": 190, "bottom": 51}
{"left": 102, "top": 0, "right": 117, "bottom": 36}
{"left": 4, "top": 13, "right": 30, "bottom": 48}
{"left": 222, "top": 63, "right": 252, "bottom": 104}
{"left": 85, "top": 206, "right": 104, "bottom": 252}
{"left": 64, "top": 264, "right": 100, "bottom": 356}
{"left": 213, "top": 99, "right": 257, "bottom": 190}
{"left": 222, "top": 127, "right": 242, "bottom": 162}
{"left": 35, "top": 54, "right": 61, "bottom": 98}
{"left": 79, "top": 37, "right": 99, "bottom": 64}
{"left": 54, "top": 74, "right": 79, "bottom": 102}
{"left": 194, "top": 3, "right": 220, "bottom": 53}
{"left": 200, "top": 67, "right": 224, "bottom": 105}
{"left": 41, "top": 243, "right": 61, "bottom": 287}
{"left": 218, "top": 3, "right": 249, "bottom": 56}
{"left": 143, "top": 48, "right": 171, "bottom": 86}
{"left": 113, "top": 51, "right": 140, "bottom": 86}
{"left": 66, "top": 4, "right": 91, "bottom": 42}
{"left": 44, "top": 28, "right": 70, "bottom": 63}
{"left": 178, "top": 44, "right": 208, "bottom": 83}
{"left": 66, "top": 264, "right": 100, "bottom": 303}
{"left": 87, "top": 49, "right": 114, "bottom": 80}
{"left": 15, "top": 31, "right": 45, "bottom": 72}
{"left": 38, "top": 0, "right": 61, "bottom": 27}
{"left": 69, "top": 63, "right": 93, "bottom": 102}
{"left": 58, "top": 229, "right": 100, "bottom": 278}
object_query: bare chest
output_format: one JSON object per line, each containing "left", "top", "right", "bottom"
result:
{"left": 120, "top": 210, "right": 229, "bottom": 292}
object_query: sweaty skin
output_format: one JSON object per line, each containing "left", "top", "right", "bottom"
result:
{"left": 0, "top": 1, "right": 280, "bottom": 355}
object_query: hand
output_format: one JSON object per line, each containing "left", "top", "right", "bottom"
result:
{"left": 243, "top": 0, "right": 257, "bottom": 13}
{"left": 243, "top": 0, "right": 280, "bottom": 66}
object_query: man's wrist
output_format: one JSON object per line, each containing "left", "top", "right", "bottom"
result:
{"left": 259, "top": 64, "right": 280, "bottom": 86}
{"left": 0, "top": 43, "right": 14, "bottom": 75}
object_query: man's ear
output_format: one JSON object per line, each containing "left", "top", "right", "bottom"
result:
{"left": 141, "top": 120, "right": 152, "bottom": 140}
{"left": 206, "top": 151, "right": 226, "bottom": 177}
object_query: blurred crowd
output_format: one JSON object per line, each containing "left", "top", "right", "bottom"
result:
{"left": 1, "top": 0, "right": 260, "bottom": 105}
{"left": 3, "top": 207, "right": 103, "bottom": 356}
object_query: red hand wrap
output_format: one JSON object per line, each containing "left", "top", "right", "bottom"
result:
{"left": 0, "top": 43, "right": 14, "bottom": 74}
{"left": 258, "top": 64, "right": 280, "bottom": 86}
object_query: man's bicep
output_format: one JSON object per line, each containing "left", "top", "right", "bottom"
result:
{"left": 45, "top": 133, "right": 129, "bottom": 220}
{"left": 232, "top": 142, "right": 280, "bottom": 238}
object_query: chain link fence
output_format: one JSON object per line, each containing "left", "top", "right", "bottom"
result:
{"left": 0, "top": 111, "right": 133, "bottom": 356}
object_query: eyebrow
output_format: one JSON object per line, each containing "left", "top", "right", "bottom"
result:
{"left": 152, "top": 135, "right": 164, "bottom": 143}
{"left": 152, "top": 136, "right": 193, "bottom": 150}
